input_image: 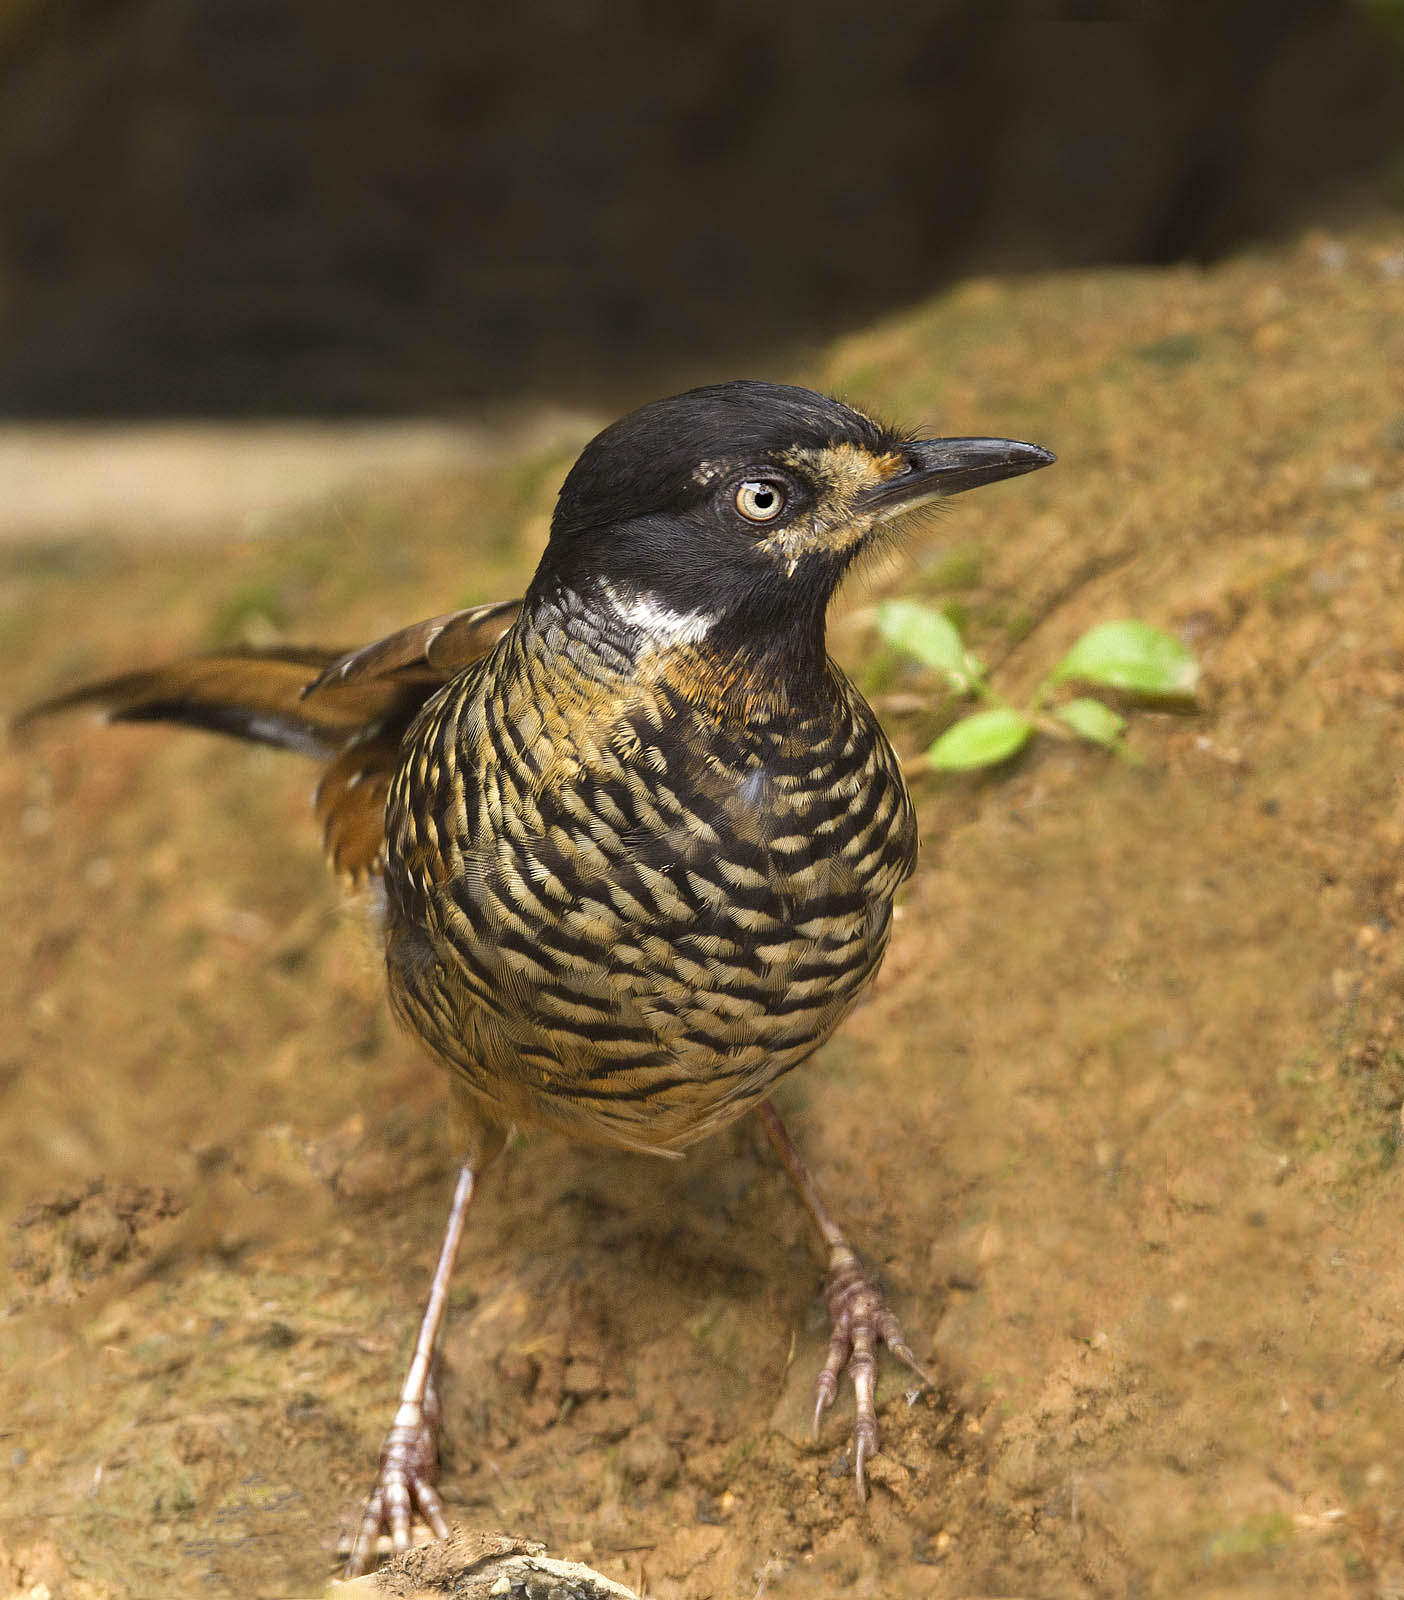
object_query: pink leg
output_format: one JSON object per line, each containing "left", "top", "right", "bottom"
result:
{"left": 756, "top": 1099, "right": 934, "bottom": 1499}
{"left": 343, "top": 1162, "right": 478, "bottom": 1577}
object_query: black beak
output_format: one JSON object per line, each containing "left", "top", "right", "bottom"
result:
{"left": 860, "top": 436, "right": 1055, "bottom": 515}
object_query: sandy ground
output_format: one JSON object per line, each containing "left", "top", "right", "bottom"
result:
{"left": 4, "top": 224, "right": 1404, "bottom": 1599}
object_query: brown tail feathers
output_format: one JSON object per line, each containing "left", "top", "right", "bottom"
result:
{"left": 16, "top": 599, "right": 521, "bottom": 883}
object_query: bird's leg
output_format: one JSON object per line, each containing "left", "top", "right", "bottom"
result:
{"left": 343, "top": 1161, "right": 479, "bottom": 1578}
{"left": 756, "top": 1098, "right": 934, "bottom": 1499}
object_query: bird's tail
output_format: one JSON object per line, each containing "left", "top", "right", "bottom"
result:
{"left": 15, "top": 598, "right": 521, "bottom": 881}
{"left": 16, "top": 647, "right": 372, "bottom": 757}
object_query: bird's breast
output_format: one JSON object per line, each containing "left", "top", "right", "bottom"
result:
{"left": 383, "top": 630, "right": 916, "bottom": 1151}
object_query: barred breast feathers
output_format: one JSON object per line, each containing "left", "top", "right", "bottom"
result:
{"left": 380, "top": 588, "right": 916, "bottom": 1155}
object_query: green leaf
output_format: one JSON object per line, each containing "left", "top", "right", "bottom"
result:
{"left": 1054, "top": 697, "right": 1126, "bottom": 747}
{"left": 926, "top": 707, "right": 1034, "bottom": 771}
{"left": 876, "top": 599, "right": 982, "bottom": 687}
{"left": 1052, "top": 620, "right": 1198, "bottom": 696}
{"left": 876, "top": 599, "right": 964, "bottom": 672}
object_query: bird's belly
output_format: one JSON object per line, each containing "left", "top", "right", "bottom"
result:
{"left": 384, "top": 661, "right": 916, "bottom": 1152}
{"left": 390, "top": 839, "right": 899, "bottom": 1153}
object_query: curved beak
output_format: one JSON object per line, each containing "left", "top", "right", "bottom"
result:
{"left": 860, "top": 436, "right": 1055, "bottom": 516}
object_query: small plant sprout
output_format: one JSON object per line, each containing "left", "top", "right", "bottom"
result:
{"left": 875, "top": 604, "right": 1199, "bottom": 773}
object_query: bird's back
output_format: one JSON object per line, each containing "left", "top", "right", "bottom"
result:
{"left": 382, "top": 584, "right": 917, "bottom": 1154}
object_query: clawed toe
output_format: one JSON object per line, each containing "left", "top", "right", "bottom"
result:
{"left": 811, "top": 1243, "right": 934, "bottom": 1499}
{"left": 755, "top": 1103, "right": 936, "bottom": 1502}
{"left": 343, "top": 1389, "right": 450, "bottom": 1577}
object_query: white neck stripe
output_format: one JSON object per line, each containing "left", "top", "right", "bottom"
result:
{"left": 600, "top": 580, "right": 716, "bottom": 646}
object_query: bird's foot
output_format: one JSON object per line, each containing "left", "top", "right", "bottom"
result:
{"left": 343, "top": 1383, "right": 451, "bottom": 1577}
{"left": 812, "top": 1242, "right": 934, "bottom": 1499}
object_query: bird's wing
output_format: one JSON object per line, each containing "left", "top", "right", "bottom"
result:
{"left": 303, "top": 600, "right": 522, "bottom": 882}
{"left": 300, "top": 599, "right": 522, "bottom": 697}
{"left": 17, "top": 597, "right": 525, "bottom": 885}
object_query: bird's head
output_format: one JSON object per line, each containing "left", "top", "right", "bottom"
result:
{"left": 531, "top": 380, "right": 1053, "bottom": 692}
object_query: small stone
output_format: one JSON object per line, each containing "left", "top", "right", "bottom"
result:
{"left": 83, "top": 856, "right": 115, "bottom": 890}
{"left": 562, "top": 1358, "right": 604, "bottom": 1398}
{"left": 992, "top": 1436, "right": 1049, "bottom": 1494}
{"left": 862, "top": 1452, "right": 909, "bottom": 1490}
{"left": 620, "top": 1429, "right": 680, "bottom": 1486}
{"left": 1321, "top": 463, "right": 1373, "bottom": 494}
{"left": 19, "top": 806, "right": 51, "bottom": 838}
{"left": 1093, "top": 1139, "right": 1119, "bottom": 1172}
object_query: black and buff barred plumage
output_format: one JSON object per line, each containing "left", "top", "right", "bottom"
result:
{"left": 20, "top": 381, "right": 1053, "bottom": 1575}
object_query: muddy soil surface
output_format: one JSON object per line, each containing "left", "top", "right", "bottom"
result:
{"left": 4, "top": 226, "right": 1404, "bottom": 1599}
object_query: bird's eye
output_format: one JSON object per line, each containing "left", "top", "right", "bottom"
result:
{"left": 734, "top": 479, "right": 787, "bottom": 524}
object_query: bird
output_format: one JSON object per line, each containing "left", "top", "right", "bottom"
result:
{"left": 19, "top": 380, "right": 1053, "bottom": 1576}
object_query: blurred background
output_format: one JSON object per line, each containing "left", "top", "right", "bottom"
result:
{"left": 1, "top": 0, "right": 1401, "bottom": 419}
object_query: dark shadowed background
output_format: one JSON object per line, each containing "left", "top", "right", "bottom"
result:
{"left": 1, "top": 0, "right": 1401, "bottom": 416}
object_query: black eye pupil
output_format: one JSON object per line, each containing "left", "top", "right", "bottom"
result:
{"left": 754, "top": 489, "right": 773, "bottom": 508}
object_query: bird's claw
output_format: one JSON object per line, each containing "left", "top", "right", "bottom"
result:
{"left": 343, "top": 1390, "right": 450, "bottom": 1577}
{"left": 812, "top": 1243, "right": 934, "bottom": 1500}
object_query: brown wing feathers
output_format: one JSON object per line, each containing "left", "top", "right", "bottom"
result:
{"left": 303, "top": 599, "right": 521, "bottom": 695}
{"left": 16, "top": 599, "right": 522, "bottom": 885}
